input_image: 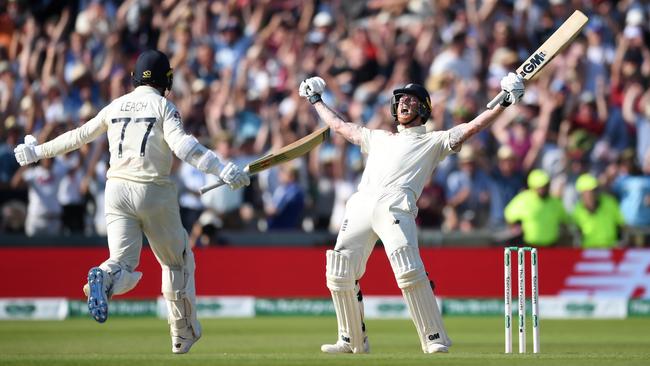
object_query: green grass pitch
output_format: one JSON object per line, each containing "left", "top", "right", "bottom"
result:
{"left": 1, "top": 316, "right": 649, "bottom": 365}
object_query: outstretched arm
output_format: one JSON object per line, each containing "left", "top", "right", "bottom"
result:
{"left": 14, "top": 110, "right": 109, "bottom": 166}
{"left": 299, "top": 77, "right": 363, "bottom": 146}
{"left": 448, "top": 105, "right": 505, "bottom": 151}
{"left": 312, "top": 100, "right": 363, "bottom": 146}
{"left": 448, "top": 72, "right": 524, "bottom": 151}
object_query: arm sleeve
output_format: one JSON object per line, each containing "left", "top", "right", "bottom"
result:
{"left": 360, "top": 127, "right": 373, "bottom": 154}
{"left": 38, "top": 107, "right": 108, "bottom": 159}
{"left": 161, "top": 100, "right": 189, "bottom": 152}
{"left": 161, "top": 100, "right": 224, "bottom": 173}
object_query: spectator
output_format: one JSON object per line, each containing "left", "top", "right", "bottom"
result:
{"left": 11, "top": 158, "right": 64, "bottom": 236}
{"left": 265, "top": 164, "right": 304, "bottom": 230}
{"left": 443, "top": 145, "right": 491, "bottom": 232}
{"left": 504, "top": 169, "right": 570, "bottom": 247}
{"left": 0, "top": 1, "right": 649, "bottom": 240}
{"left": 0, "top": 117, "right": 23, "bottom": 205}
{"left": 488, "top": 145, "right": 525, "bottom": 228}
{"left": 612, "top": 151, "right": 650, "bottom": 237}
{"left": 572, "top": 173, "right": 624, "bottom": 248}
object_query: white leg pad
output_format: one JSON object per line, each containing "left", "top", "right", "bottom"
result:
{"left": 326, "top": 250, "right": 365, "bottom": 354}
{"left": 161, "top": 250, "right": 201, "bottom": 340}
{"left": 389, "top": 246, "right": 451, "bottom": 352}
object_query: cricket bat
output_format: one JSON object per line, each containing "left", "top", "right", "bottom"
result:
{"left": 199, "top": 126, "right": 330, "bottom": 194}
{"left": 487, "top": 10, "right": 589, "bottom": 109}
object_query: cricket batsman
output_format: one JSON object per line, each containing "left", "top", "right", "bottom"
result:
{"left": 13, "top": 50, "right": 250, "bottom": 354}
{"left": 299, "top": 73, "right": 524, "bottom": 353}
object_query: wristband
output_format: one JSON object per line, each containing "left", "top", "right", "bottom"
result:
{"left": 308, "top": 94, "right": 322, "bottom": 105}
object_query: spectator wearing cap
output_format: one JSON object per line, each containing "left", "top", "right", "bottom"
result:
{"left": 488, "top": 145, "right": 525, "bottom": 227}
{"left": 572, "top": 173, "right": 624, "bottom": 248}
{"left": 443, "top": 145, "right": 491, "bottom": 231}
{"left": 504, "top": 169, "right": 570, "bottom": 246}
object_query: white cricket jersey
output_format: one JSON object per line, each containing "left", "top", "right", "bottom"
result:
{"left": 358, "top": 125, "right": 456, "bottom": 199}
{"left": 39, "top": 86, "right": 190, "bottom": 184}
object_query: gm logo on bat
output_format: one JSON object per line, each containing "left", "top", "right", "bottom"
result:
{"left": 519, "top": 51, "right": 547, "bottom": 78}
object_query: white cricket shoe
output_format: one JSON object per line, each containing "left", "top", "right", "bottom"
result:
{"left": 424, "top": 342, "right": 449, "bottom": 353}
{"left": 321, "top": 336, "right": 370, "bottom": 354}
{"left": 171, "top": 325, "right": 201, "bottom": 354}
{"left": 171, "top": 334, "right": 201, "bottom": 354}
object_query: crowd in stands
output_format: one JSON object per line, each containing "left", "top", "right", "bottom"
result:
{"left": 0, "top": 0, "right": 648, "bottom": 248}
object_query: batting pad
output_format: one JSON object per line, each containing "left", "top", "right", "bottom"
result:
{"left": 162, "top": 249, "right": 200, "bottom": 339}
{"left": 326, "top": 250, "right": 366, "bottom": 353}
{"left": 389, "top": 246, "right": 451, "bottom": 351}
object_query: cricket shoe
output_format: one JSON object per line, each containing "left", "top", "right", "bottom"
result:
{"left": 171, "top": 327, "right": 201, "bottom": 354}
{"left": 87, "top": 267, "right": 112, "bottom": 323}
{"left": 424, "top": 342, "right": 449, "bottom": 353}
{"left": 321, "top": 336, "right": 370, "bottom": 354}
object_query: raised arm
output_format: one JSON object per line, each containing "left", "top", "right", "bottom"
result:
{"left": 448, "top": 105, "right": 505, "bottom": 151}
{"left": 447, "top": 72, "right": 525, "bottom": 151}
{"left": 298, "top": 77, "right": 363, "bottom": 145}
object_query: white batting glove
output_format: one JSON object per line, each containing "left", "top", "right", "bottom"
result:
{"left": 219, "top": 162, "right": 250, "bottom": 190}
{"left": 299, "top": 77, "right": 326, "bottom": 104}
{"left": 14, "top": 135, "right": 41, "bottom": 166}
{"left": 500, "top": 72, "right": 525, "bottom": 107}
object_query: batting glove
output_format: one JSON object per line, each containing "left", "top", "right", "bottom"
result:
{"left": 500, "top": 72, "right": 525, "bottom": 107}
{"left": 219, "top": 162, "right": 250, "bottom": 190}
{"left": 14, "top": 135, "right": 41, "bottom": 166}
{"left": 299, "top": 77, "right": 326, "bottom": 104}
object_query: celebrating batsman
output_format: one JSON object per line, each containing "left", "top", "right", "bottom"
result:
{"left": 299, "top": 73, "right": 524, "bottom": 354}
{"left": 13, "top": 50, "right": 249, "bottom": 354}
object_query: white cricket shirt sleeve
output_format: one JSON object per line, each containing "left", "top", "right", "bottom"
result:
{"left": 359, "top": 127, "right": 373, "bottom": 154}
{"left": 38, "top": 107, "right": 108, "bottom": 159}
{"left": 160, "top": 99, "right": 190, "bottom": 154}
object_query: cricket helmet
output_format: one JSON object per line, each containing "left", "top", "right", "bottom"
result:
{"left": 132, "top": 49, "right": 174, "bottom": 91}
{"left": 391, "top": 83, "right": 432, "bottom": 121}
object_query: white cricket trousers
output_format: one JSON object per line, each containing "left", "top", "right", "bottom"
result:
{"left": 102, "top": 178, "right": 193, "bottom": 293}
{"left": 334, "top": 189, "right": 419, "bottom": 272}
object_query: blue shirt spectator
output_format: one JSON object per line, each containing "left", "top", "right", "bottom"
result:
{"left": 612, "top": 161, "right": 650, "bottom": 227}
{"left": 266, "top": 166, "right": 304, "bottom": 230}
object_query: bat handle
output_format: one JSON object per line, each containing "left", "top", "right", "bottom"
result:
{"left": 486, "top": 90, "right": 507, "bottom": 110}
{"left": 198, "top": 166, "right": 251, "bottom": 194}
{"left": 199, "top": 178, "right": 226, "bottom": 194}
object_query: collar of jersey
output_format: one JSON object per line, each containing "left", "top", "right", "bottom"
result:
{"left": 397, "top": 125, "right": 427, "bottom": 135}
{"left": 134, "top": 85, "right": 161, "bottom": 94}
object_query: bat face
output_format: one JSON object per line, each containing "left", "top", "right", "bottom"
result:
{"left": 518, "top": 51, "right": 548, "bottom": 79}
{"left": 516, "top": 10, "right": 588, "bottom": 81}
{"left": 485, "top": 10, "right": 588, "bottom": 109}
{"left": 247, "top": 126, "right": 330, "bottom": 174}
